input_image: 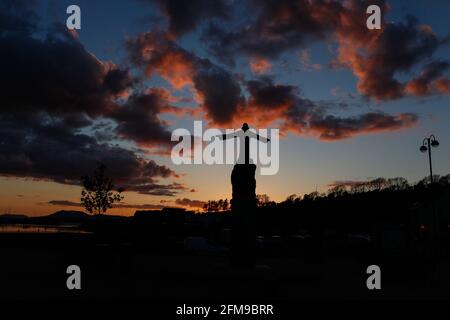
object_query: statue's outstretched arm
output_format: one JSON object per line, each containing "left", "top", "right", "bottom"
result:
{"left": 247, "top": 130, "right": 270, "bottom": 143}
{"left": 257, "top": 134, "right": 270, "bottom": 143}
{"left": 218, "top": 130, "right": 240, "bottom": 140}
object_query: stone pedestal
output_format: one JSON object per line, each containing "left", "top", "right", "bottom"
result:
{"left": 230, "top": 164, "right": 257, "bottom": 268}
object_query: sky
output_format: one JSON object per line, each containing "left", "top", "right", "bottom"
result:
{"left": 0, "top": 0, "right": 449, "bottom": 216}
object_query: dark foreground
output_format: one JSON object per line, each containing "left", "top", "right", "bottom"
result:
{"left": 1, "top": 232, "right": 450, "bottom": 300}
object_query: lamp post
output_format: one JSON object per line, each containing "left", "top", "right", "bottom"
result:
{"left": 420, "top": 135, "right": 439, "bottom": 184}
{"left": 420, "top": 135, "right": 440, "bottom": 273}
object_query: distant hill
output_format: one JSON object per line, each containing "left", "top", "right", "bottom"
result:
{"left": 0, "top": 214, "right": 28, "bottom": 222}
{"left": 0, "top": 214, "right": 28, "bottom": 219}
{"left": 0, "top": 210, "right": 130, "bottom": 226}
{"left": 26, "top": 210, "right": 91, "bottom": 224}
{"left": 43, "top": 211, "right": 128, "bottom": 223}
{"left": 47, "top": 210, "right": 90, "bottom": 220}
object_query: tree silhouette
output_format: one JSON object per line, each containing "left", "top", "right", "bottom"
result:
{"left": 202, "top": 199, "right": 230, "bottom": 212}
{"left": 256, "top": 194, "right": 271, "bottom": 207}
{"left": 81, "top": 163, "right": 124, "bottom": 215}
{"left": 222, "top": 199, "right": 229, "bottom": 211}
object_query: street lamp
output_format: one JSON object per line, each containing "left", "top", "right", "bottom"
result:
{"left": 420, "top": 134, "right": 439, "bottom": 184}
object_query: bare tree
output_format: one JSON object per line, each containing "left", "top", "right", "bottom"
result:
{"left": 81, "top": 163, "right": 124, "bottom": 215}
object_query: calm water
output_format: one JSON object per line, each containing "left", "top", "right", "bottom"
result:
{"left": 0, "top": 224, "right": 91, "bottom": 234}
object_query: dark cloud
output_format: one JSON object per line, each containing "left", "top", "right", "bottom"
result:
{"left": 148, "top": 0, "right": 231, "bottom": 37}
{"left": 242, "top": 78, "right": 418, "bottom": 140}
{"left": 193, "top": 63, "right": 243, "bottom": 124}
{"left": 0, "top": 2, "right": 175, "bottom": 149}
{"left": 127, "top": 31, "right": 243, "bottom": 124}
{"left": 308, "top": 112, "right": 418, "bottom": 140}
{"left": 0, "top": 26, "right": 133, "bottom": 118}
{"left": 246, "top": 78, "right": 298, "bottom": 109}
{"left": 128, "top": 28, "right": 417, "bottom": 140}
{"left": 202, "top": 0, "right": 449, "bottom": 100}
{"left": 328, "top": 180, "right": 367, "bottom": 188}
{"left": 406, "top": 60, "right": 450, "bottom": 96}
{"left": 47, "top": 200, "right": 82, "bottom": 207}
{"left": 116, "top": 203, "right": 164, "bottom": 209}
{"left": 435, "top": 77, "right": 450, "bottom": 95}
{"left": 124, "top": 181, "right": 186, "bottom": 196}
{"left": 203, "top": 0, "right": 342, "bottom": 64}
{"left": 175, "top": 198, "right": 205, "bottom": 208}
{"left": 48, "top": 200, "right": 165, "bottom": 210}
{"left": 0, "top": 0, "right": 38, "bottom": 36}
{"left": 335, "top": 15, "right": 442, "bottom": 100}
{"left": 0, "top": 2, "right": 187, "bottom": 195}
{"left": 111, "top": 91, "right": 173, "bottom": 145}
{"left": 0, "top": 113, "right": 184, "bottom": 196}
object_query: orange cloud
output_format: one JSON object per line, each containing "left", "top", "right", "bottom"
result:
{"left": 405, "top": 61, "right": 450, "bottom": 96}
{"left": 128, "top": 31, "right": 243, "bottom": 125}
{"left": 152, "top": 51, "right": 195, "bottom": 89}
{"left": 241, "top": 78, "right": 418, "bottom": 140}
{"left": 435, "top": 77, "right": 450, "bottom": 95}
{"left": 331, "top": 1, "right": 443, "bottom": 101}
{"left": 250, "top": 57, "right": 272, "bottom": 74}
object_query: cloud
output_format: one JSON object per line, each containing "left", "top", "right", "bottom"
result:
{"left": 127, "top": 31, "right": 244, "bottom": 124}
{"left": 334, "top": 13, "right": 443, "bottom": 100}
{"left": 202, "top": 0, "right": 449, "bottom": 100}
{"left": 250, "top": 57, "right": 272, "bottom": 75}
{"left": 0, "top": 113, "right": 185, "bottom": 196}
{"left": 127, "top": 30, "right": 413, "bottom": 141}
{"left": 127, "top": 31, "right": 196, "bottom": 88}
{"left": 193, "top": 63, "right": 243, "bottom": 124}
{"left": 0, "top": 25, "right": 133, "bottom": 119}
{"left": 308, "top": 112, "right": 418, "bottom": 140}
{"left": 0, "top": 3, "right": 182, "bottom": 149}
{"left": 47, "top": 200, "right": 82, "bottom": 207}
{"left": 117, "top": 203, "right": 164, "bottom": 209}
{"left": 0, "top": 3, "right": 188, "bottom": 195}
{"left": 203, "top": 0, "right": 336, "bottom": 64}
{"left": 126, "top": 19, "right": 424, "bottom": 136}
{"left": 406, "top": 60, "right": 450, "bottom": 96}
{"left": 0, "top": 0, "right": 38, "bottom": 36}
{"left": 243, "top": 78, "right": 418, "bottom": 140}
{"left": 435, "top": 77, "right": 450, "bottom": 95}
{"left": 175, "top": 198, "right": 206, "bottom": 208}
{"left": 120, "top": 181, "right": 187, "bottom": 196}
{"left": 246, "top": 78, "right": 298, "bottom": 110}
{"left": 328, "top": 180, "right": 367, "bottom": 188}
{"left": 147, "top": 0, "right": 231, "bottom": 37}
{"left": 111, "top": 91, "right": 174, "bottom": 146}
{"left": 48, "top": 200, "right": 165, "bottom": 210}
{"left": 202, "top": 0, "right": 360, "bottom": 61}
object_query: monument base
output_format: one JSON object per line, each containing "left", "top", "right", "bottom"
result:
{"left": 230, "top": 164, "right": 257, "bottom": 268}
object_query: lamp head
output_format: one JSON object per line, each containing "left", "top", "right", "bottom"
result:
{"left": 420, "top": 145, "right": 428, "bottom": 153}
{"left": 431, "top": 139, "right": 439, "bottom": 148}
{"left": 242, "top": 123, "right": 249, "bottom": 132}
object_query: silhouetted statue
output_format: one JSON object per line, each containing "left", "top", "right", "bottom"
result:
{"left": 221, "top": 123, "right": 270, "bottom": 267}
{"left": 220, "top": 122, "right": 270, "bottom": 165}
